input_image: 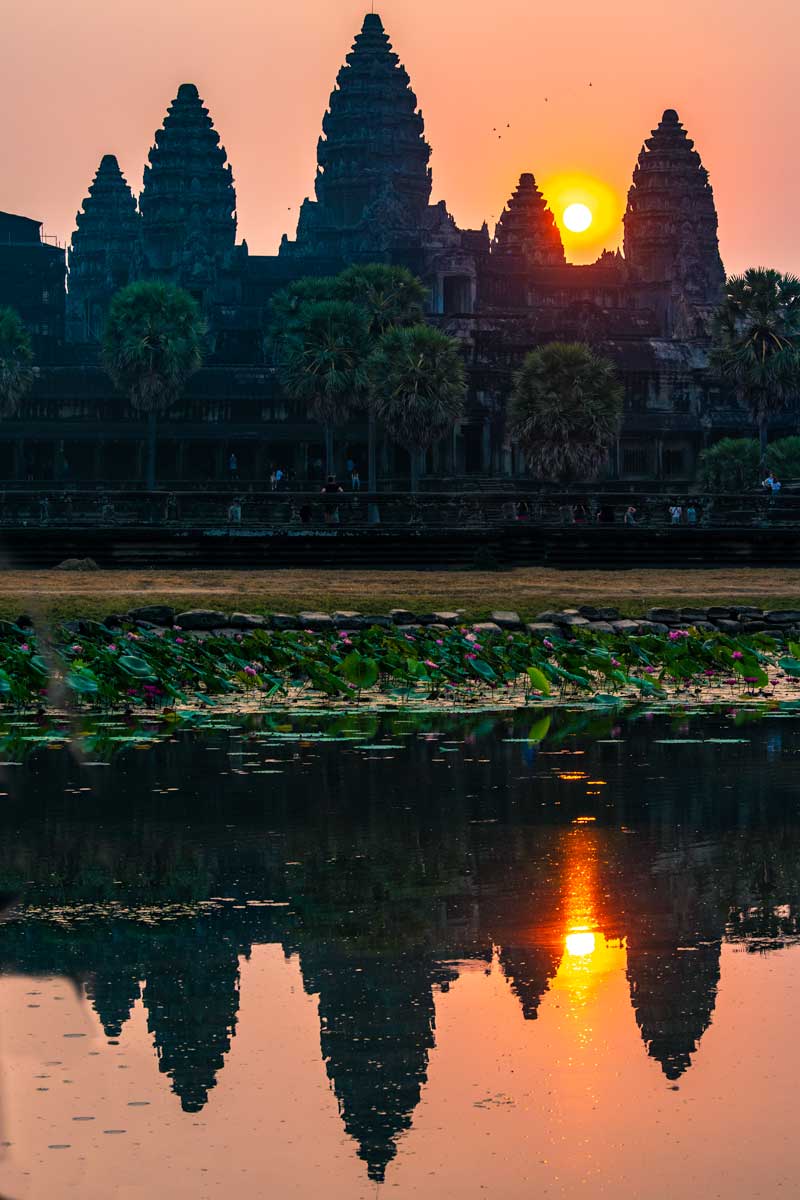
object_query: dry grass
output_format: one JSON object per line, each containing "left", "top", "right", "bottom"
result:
{"left": 0, "top": 566, "right": 798, "bottom": 622}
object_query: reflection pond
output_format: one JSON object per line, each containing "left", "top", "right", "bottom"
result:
{"left": 0, "top": 705, "right": 798, "bottom": 1198}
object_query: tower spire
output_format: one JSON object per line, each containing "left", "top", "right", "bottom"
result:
{"left": 623, "top": 109, "right": 724, "bottom": 304}
{"left": 283, "top": 13, "right": 432, "bottom": 258}
{"left": 139, "top": 83, "right": 236, "bottom": 296}
{"left": 492, "top": 173, "right": 565, "bottom": 266}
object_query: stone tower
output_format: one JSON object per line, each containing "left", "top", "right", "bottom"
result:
{"left": 623, "top": 109, "right": 725, "bottom": 310}
{"left": 139, "top": 83, "right": 236, "bottom": 298}
{"left": 284, "top": 13, "right": 433, "bottom": 259}
{"left": 492, "top": 173, "right": 565, "bottom": 266}
{"left": 67, "top": 154, "right": 141, "bottom": 341}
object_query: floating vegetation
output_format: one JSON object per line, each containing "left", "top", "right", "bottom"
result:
{"left": 0, "top": 618, "right": 793, "bottom": 716}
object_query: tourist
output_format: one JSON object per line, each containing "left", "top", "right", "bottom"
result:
{"left": 321, "top": 474, "right": 343, "bottom": 524}
{"left": 275, "top": 466, "right": 284, "bottom": 490}
{"left": 269, "top": 469, "right": 277, "bottom": 491}
{"left": 624, "top": 505, "right": 637, "bottom": 526}
{"left": 669, "top": 502, "right": 682, "bottom": 525}
{"left": 762, "top": 472, "right": 776, "bottom": 493}
{"left": 227, "top": 497, "right": 242, "bottom": 524}
{"left": 686, "top": 503, "right": 698, "bottom": 525}
{"left": 516, "top": 499, "right": 530, "bottom": 522}
{"left": 351, "top": 468, "right": 361, "bottom": 491}
{"left": 228, "top": 452, "right": 238, "bottom": 481}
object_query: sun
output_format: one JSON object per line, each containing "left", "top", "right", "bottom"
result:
{"left": 563, "top": 202, "right": 593, "bottom": 233}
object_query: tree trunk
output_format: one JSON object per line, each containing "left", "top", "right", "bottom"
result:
{"left": 146, "top": 411, "right": 157, "bottom": 491}
{"left": 410, "top": 448, "right": 421, "bottom": 493}
{"left": 759, "top": 415, "right": 768, "bottom": 468}
{"left": 324, "top": 424, "right": 334, "bottom": 477}
{"left": 367, "top": 410, "right": 379, "bottom": 524}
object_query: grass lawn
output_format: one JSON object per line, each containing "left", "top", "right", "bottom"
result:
{"left": 0, "top": 566, "right": 798, "bottom": 623}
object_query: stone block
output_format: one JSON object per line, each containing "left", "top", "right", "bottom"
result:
{"left": 298, "top": 611, "right": 334, "bottom": 631}
{"left": 128, "top": 605, "right": 174, "bottom": 626}
{"left": 175, "top": 610, "right": 227, "bottom": 631}
{"left": 612, "top": 619, "right": 642, "bottom": 634}
{"left": 472, "top": 622, "right": 503, "bottom": 636}
{"left": 588, "top": 621, "right": 615, "bottom": 634}
{"left": 526, "top": 623, "right": 561, "bottom": 637}
{"left": 554, "top": 614, "right": 590, "bottom": 627}
{"left": 230, "top": 612, "right": 268, "bottom": 630}
{"left": 646, "top": 608, "right": 679, "bottom": 623}
{"left": 432, "top": 611, "right": 461, "bottom": 626}
{"left": 490, "top": 610, "right": 522, "bottom": 629}
{"left": 765, "top": 611, "right": 800, "bottom": 624}
{"left": 332, "top": 611, "right": 364, "bottom": 629}
{"left": 361, "top": 615, "right": 393, "bottom": 629}
{"left": 716, "top": 619, "right": 743, "bottom": 634}
{"left": 269, "top": 612, "right": 300, "bottom": 630}
{"left": 389, "top": 609, "right": 417, "bottom": 624}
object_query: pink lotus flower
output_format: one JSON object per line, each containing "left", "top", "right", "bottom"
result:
{"left": 731, "top": 650, "right": 743, "bottom": 660}
{"left": 668, "top": 629, "right": 689, "bottom": 641}
{"left": 71, "top": 644, "right": 82, "bottom": 654}
{"left": 244, "top": 666, "right": 257, "bottom": 676}
{"left": 108, "top": 643, "right": 117, "bottom": 651}
{"left": 543, "top": 639, "right": 554, "bottom": 650}
{"left": 465, "top": 652, "right": 477, "bottom": 661}
{"left": 175, "top": 637, "right": 185, "bottom": 645}
{"left": 423, "top": 659, "right": 439, "bottom": 670}
{"left": 20, "top": 643, "right": 29, "bottom": 652}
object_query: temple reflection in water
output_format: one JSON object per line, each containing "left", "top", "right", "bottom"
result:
{"left": 0, "top": 710, "right": 798, "bottom": 1183}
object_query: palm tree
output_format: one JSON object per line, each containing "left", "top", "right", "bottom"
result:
{"left": 712, "top": 268, "right": 800, "bottom": 462}
{"left": 0, "top": 306, "right": 35, "bottom": 417}
{"left": 697, "top": 437, "right": 759, "bottom": 491}
{"left": 277, "top": 300, "right": 371, "bottom": 476}
{"left": 508, "top": 341, "right": 623, "bottom": 481}
{"left": 103, "top": 281, "right": 205, "bottom": 490}
{"left": 369, "top": 325, "right": 466, "bottom": 492}
{"left": 334, "top": 265, "right": 427, "bottom": 492}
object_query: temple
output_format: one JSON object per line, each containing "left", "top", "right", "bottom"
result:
{"left": 3, "top": 11, "right": 756, "bottom": 486}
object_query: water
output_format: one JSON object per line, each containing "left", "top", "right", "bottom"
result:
{"left": 0, "top": 707, "right": 797, "bottom": 1198}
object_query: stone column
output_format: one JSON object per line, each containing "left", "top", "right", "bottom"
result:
{"left": 481, "top": 421, "right": 491, "bottom": 473}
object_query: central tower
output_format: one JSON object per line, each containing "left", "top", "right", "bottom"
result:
{"left": 283, "top": 13, "right": 434, "bottom": 258}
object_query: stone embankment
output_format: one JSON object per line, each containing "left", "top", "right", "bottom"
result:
{"left": 68, "top": 603, "right": 800, "bottom": 640}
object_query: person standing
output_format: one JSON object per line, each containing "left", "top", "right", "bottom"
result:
{"left": 624, "top": 505, "right": 637, "bottom": 526}
{"left": 228, "top": 451, "right": 238, "bottom": 482}
{"left": 669, "top": 502, "right": 682, "bottom": 525}
{"left": 351, "top": 468, "right": 361, "bottom": 491}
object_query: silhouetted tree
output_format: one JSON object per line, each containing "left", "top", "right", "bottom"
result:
{"left": 509, "top": 341, "right": 623, "bottom": 481}
{"left": 712, "top": 268, "right": 800, "bottom": 462}
{"left": 103, "top": 281, "right": 205, "bottom": 490}
{"left": 0, "top": 306, "right": 35, "bottom": 417}
{"left": 369, "top": 325, "right": 466, "bottom": 491}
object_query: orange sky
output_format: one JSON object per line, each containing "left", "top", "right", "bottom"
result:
{"left": 2, "top": 0, "right": 798, "bottom": 272}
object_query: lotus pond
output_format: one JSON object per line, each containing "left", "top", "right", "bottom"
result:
{"left": 3, "top": 618, "right": 800, "bottom": 712}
